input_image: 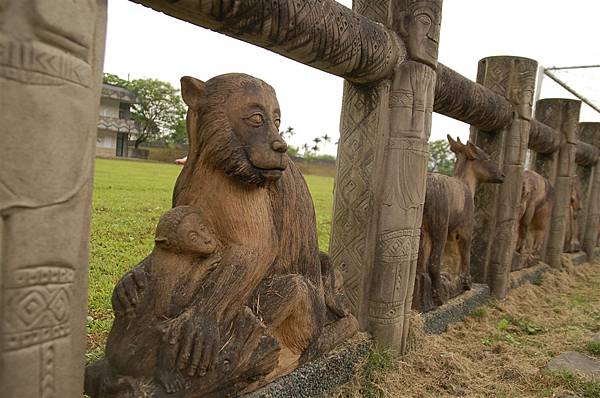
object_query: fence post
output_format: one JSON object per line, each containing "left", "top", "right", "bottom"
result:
{"left": 469, "top": 56, "right": 537, "bottom": 298}
{"left": 0, "top": 2, "right": 107, "bottom": 397}
{"left": 331, "top": 0, "right": 443, "bottom": 353}
{"left": 533, "top": 99, "right": 581, "bottom": 268}
{"left": 579, "top": 123, "right": 600, "bottom": 260}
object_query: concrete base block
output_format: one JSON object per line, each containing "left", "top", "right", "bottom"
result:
{"left": 510, "top": 262, "right": 550, "bottom": 290}
{"left": 421, "top": 284, "right": 490, "bottom": 334}
{"left": 570, "top": 251, "right": 588, "bottom": 265}
{"left": 245, "top": 333, "right": 370, "bottom": 398}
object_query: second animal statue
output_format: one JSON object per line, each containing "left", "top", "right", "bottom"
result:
{"left": 413, "top": 136, "right": 505, "bottom": 312}
{"left": 513, "top": 170, "right": 554, "bottom": 270}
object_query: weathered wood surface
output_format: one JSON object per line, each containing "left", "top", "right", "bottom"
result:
{"left": 514, "top": 170, "right": 554, "bottom": 270}
{"left": 529, "top": 119, "right": 561, "bottom": 154}
{"left": 331, "top": 0, "right": 443, "bottom": 354}
{"left": 129, "top": 0, "right": 405, "bottom": 84}
{"left": 131, "top": 0, "right": 535, "bottom": 134}
{"left": 434, "top": 63, "right": 513, "bottom": 132}
{"left": 564, "top": 179, "right": 582, "bottom": 253}
{"left": 0, "top": 1, "right": 107, "bottom": 397}
{"left": 413, "top": 137, "right": 504, "bottom": 313}
{"left": 86, "top": 74, "right": 358, "bottom": 397}
{"left": 575, "top": 141, "right": 599, "bottom": 166}
{"left": 534, "top": 98, "right": 581, "bottom": 268}
{"left": 470, "top": 56, "right": 537, "bottom": 298}
{"left": 579, "top": 123, "right": 600, "bottom": 260}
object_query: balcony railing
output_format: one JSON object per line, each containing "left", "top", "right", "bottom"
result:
{"left": 97, "top": 115, "right": 139, "bottom": 134}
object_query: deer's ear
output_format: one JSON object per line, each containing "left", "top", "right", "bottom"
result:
{"left": 447, "top": 135, "right": 464, "bottom": 154}
{"left": 465, "top": 142, "right": 479, "bottom": 160}
{"left": 181, "top": 76, "right": 206, "bottom": 111}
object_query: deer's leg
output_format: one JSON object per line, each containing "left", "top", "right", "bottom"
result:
{"left": 531, "top": 200, "right": 552, "bottom": 257}
{"left": 413, "top": 230, "right": 433, "bottom": 312}
{"left": 457, "top": 226, "right": 472, "bottom": 292}
{"left": 429, "top": 220, "right": 449, "bottom": 306}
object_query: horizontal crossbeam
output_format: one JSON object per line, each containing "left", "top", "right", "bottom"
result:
{"left": 529, "top": 119, "right": 560, "bottom": 154}
{"left": 130, "top": 0, "right": 404, "bottom": 84}
{"left": 434, "top": 64, "right": 513, "bottom": 132}
{"left": 576, "top": 140, "right": 599, "bottom": 166}
{"left": 133, "top": 0, "right": 588, "bottom": 144}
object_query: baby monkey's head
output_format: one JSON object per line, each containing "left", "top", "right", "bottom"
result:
{"left": 155, "top": 206, "right": 219, "bottom": 256}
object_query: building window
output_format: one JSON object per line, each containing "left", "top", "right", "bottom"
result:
{"left": 119, "top": 102, "right": 131, "bottom": 120}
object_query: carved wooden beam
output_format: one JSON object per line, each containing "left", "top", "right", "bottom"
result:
{"left": 132, "top": 0, "right": 533, "bottom": 135}
{"left": 575, "top": 140, "right": 599, "bottom": 166}
{"left": 129, "top": 0, "right": 404, "bottom": 84}
{"left": 529, "top": 120, "right": 599, "bottom": 164}
{"left": 529, "top": 119, "right": 560, "bottom": 154}
{"left": 434, "top": 63, "right": 514, "bottom": 132}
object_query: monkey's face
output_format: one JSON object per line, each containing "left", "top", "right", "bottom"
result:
{"left": 177, "top": 213, "right": 218, "bottom": 256}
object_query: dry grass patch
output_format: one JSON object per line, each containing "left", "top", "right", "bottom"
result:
{"left": 337, "top": 259, "right": 600, "bottom": 397}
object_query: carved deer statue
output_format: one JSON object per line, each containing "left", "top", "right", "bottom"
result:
{"left": 564, "top": 179, "right": 582, "bottom": 253}
{"left": 412, "top": 135, "right": 505, "bottom": 312}
{"left": 514, "top": 169, "right": 554, "bottom": 270}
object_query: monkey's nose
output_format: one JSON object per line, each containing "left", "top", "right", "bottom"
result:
{"left": 272, "top": 139, "right": 288, "bottom": 153}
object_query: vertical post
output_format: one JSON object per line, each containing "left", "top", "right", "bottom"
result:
{"left": 469, "top": 57, "right": 537, "bottom": 298}
{"left": 331, "top": 0, "right": 442, "bottom": 353}
{"left": 331, "top": 0, "right": 403, "bottom": 340}
{"left": 534, "top": 99, "right": 581, "bottom": 268}
{"left": 575, "top": 145, "right": 592, "bottom": 254}
{"left": 0, "top": 1, "right": 107, "bottom": 397}
{"left": 579, "top": 123, "right": 600, "bottom": 260}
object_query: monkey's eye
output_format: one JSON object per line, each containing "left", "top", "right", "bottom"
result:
{"left": 246, "top": 113, "right": 264, "bottom": 126}
{"left": 274, "top": 118, "right": 281, "bottom": 128}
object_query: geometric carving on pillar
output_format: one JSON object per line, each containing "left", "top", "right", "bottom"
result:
{"left": 1, "top": 1, "right": 107, "bottom": 397}
{"left": 2, "top": 262, "right": 78, "bottom": 351}
{"left": 534, "top": 98, "right": 582, "bottom": 268}
{"left": 469, "top": 56, "right": 537, "bottom": 298}
{"left": 579, "top": 122, "right": 600, "bottom": 259}
{"left": 331, "top": 0, "right": 409, "bottom": 337}
{"left": 331, "top": 80, "right": 391, "bottom": 326}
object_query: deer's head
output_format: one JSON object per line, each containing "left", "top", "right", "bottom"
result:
{"left": 448, "top": 135, "right": 505, "bottom": 184}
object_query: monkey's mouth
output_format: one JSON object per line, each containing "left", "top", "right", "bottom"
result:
{"left": 255, "top": 167, "right": 286, "bottom": 181}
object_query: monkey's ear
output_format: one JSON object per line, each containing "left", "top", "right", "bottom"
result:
{"left": 180, "top": 76, "right": 206, "bottom": 111}
{"left": 154, "top": 236, "right": 169, "bottom": 247}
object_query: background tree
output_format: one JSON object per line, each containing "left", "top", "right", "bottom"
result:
{"left": 428, "top": 139, "right": 455, "bottom": 176}
{"left": 280, "top": 126, "right": 299, "bottom": 156}
{"left": 168, "top": 118, "right": 188, "bottom": 145}
{"left": 299, "top": 133, "right": 336, "bottom": 161}
{"left": 103, "top": 73, "right": 186, "bottom": 148}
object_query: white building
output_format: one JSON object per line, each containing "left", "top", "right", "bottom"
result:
{"left": 96, "top": 84, "right": 139, "bottom": 157}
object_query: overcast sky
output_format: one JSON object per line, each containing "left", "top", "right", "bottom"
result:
{"left": 104, "top": 0, "right": 600, "bottom": 155}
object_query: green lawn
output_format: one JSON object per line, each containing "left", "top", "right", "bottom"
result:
{"left": 87, "top": 158, "right": 334, "bottom": 358}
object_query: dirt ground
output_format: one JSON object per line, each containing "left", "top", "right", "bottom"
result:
{"left": 337, "top": 257, "right": 600, "bottom": 398}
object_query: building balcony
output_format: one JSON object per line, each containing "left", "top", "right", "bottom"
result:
{"left": 97, "top": 115, "right": 139, "bottom": 134}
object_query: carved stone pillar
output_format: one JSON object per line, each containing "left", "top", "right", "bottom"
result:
{"left": 331, "top": 0, "right": 442, "bottom": 353}
{"left": 579, "top": 123, "right": 600, "bottom": 259}
{"left": 0, "top": 1, "right": 107, "bottom": 397}
{"left": 469, "top": 56, "right": 537, "bottom": 298}
{"left": 533, "top": 99, "right": 581, "bottom": 268}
